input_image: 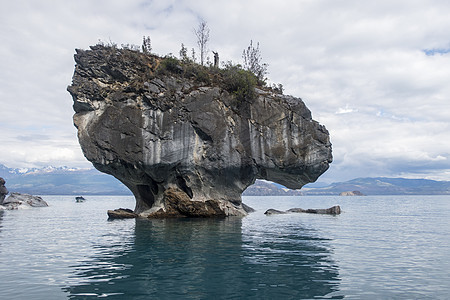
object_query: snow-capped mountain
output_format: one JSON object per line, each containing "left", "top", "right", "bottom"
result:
{"left": 2, "top": 164, "right": 450, "bottom": 195}
{"left": 0, "top": 164, "right": 131, "bottom": 195}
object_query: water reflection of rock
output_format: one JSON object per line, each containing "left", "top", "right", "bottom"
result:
{"left": 0, "top": 211, "right": 3, "bottom": 251}
{"left": 0, "top": 210, "right": 3, "bottom": 232}
{"left": 63, "top": 218, "right": 341, "bottom": 299}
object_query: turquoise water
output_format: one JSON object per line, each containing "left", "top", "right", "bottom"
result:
{"left": 0, "top": 195, "right": 449, "bottom": 299}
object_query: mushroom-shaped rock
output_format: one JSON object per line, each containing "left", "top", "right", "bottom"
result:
{"left": 68, "top": 45, "right": 332, "bottom": 217}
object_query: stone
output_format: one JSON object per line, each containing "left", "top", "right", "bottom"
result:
{"left": 107, "top": 208, "right": 138, "bottom": 219}
{"left": 339, "top": 190, "right": 365, "bottom": 196}
{"left": 242, "top": 203, "right": 256, "bottom": 213}
{"left": 0, "top": 177, "right": 8, "bottom": 204}
{"left": 2, "top": 193, "right": 48, "bottom": 210}
{"left": 75, "top": 196, "right": 86, "bottom": 202}
{"left": 287, "top": 205, "right": 341, "bottom": 215}
{"left": 264, "top": 209, "right": 287, "bottom": 215}
{"left": 266, "top": 205, "right": 341, "bottom": 215}
{"left": 68, "top": 45, "right": 332, "bottom": 217}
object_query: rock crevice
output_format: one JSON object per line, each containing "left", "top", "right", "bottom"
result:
{"left": 68, "top": 46, "right": 332, "bottom": 217}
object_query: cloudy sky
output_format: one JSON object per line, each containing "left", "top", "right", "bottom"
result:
{"left": 1, "top": 0, "right": 450, "bottom": 184}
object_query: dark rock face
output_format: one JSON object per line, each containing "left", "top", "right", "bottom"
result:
{"left": 0, "top": 177, "right": 8, "bottom": 204}
{"left": 68, "top": 46, "right": 332, "bottom": 217}
{"left": 2, "top": 193, "right": 48, "bottom": 210}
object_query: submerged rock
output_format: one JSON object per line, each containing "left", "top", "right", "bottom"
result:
{"left": 1, "top": 193, "right": 48, "bottom": 210}
{"left": 265, "top": 205, "right": 341, "bottom": 215}
{"left": 107, "top": 208, "right": 138, "bottom": 219}
{"left": 264, "top": 209, "right": 287, "bottom": 215}
{"left": 287, "top": 205, "right": 341, "bottom": 214}
{"left": 68, "top": 45, "right": 332, "bottom": 217}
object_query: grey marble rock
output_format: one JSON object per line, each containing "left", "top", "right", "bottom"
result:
{"left": 266, "top": 205, "right": 341, "bottom": 215}
{"left": 68, "top": 45, "right": 332, "bottom": 217}
{"left": 2, "top": 193, "right": 48, "bottom": 210}
{"left": 287, "top": 205, "right": 341, "bottom": 215}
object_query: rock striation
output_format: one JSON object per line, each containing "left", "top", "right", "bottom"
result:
{"left": 68, "top": 45, "right": 332, "bottom": 217}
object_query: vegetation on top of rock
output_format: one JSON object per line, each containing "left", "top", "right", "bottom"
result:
{"left": 158, "top": 56, "right": 183, "bottom": 75}
{"left": 154, "top": 54, "right": 262, "bottom": 103}
{"left": 242, "top": 40, "right": 268, "bottom": 85}
{"left": 193, "top": 20, "right": 210, "bottom": 66}
{"left": 93, "top": 33, "right": 283, "bottom": 104}
{"left": 221, "top": 62, "right": 258, "bottom": 102}
{"left": 142, "top": 36, "right": 152, "bottom": 54}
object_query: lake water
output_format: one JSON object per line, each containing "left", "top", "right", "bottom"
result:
{"left": 0, "top": 195, "right": 449, "bottom": 299}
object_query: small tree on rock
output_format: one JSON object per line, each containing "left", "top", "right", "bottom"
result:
{"left": 142, "top": 36, "right": 152, "bottom": 53}
{"left": 179, "top": 43, "right": 188, "bottom": 62}
{"left": 194, "top": 20, "right": 210, "bottom": 66}
{"left": 242, "top": 40, "right": 268, "bottom": 84}
{"left": 191, "top": 48, "right": 197, "bottom": 63}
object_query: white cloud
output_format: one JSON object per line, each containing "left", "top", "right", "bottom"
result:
{"left": 1, "top": 0, "right": 450, "bottom": 183}
{"left": 336, "top": 104, "right": 358, "bottom": 114}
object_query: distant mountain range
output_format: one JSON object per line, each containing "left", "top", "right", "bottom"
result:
{"left": 243, "top": 180, "right": 303, "bottom": 196}
{"left": 0, "top": 164, "right": 130, "bottom": 195}
{"left": 1, "top": 164, "right": 450, "bottom": 196}
{"left": 301, "top": 177, "right": 450, "bottom": 195}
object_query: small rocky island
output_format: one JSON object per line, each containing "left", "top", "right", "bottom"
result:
{"left": 0, "top": 177, "right": 48, "bottom": 210}
{"left": 265, "top": 205, "right": 341, "bottom": 215}
{"left": 68, "top": 45, "right": 332, "bottom": 217}
{"left": 340, "top": 191, "right": 365, "bottom": 196}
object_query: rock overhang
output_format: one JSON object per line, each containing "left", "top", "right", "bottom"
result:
{"left": 68, "top": 45, "right": 332, "bottom": 217}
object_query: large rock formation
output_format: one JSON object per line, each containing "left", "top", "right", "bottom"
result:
{"left": 68, "top": 45, "right": 332, "bottom": 217}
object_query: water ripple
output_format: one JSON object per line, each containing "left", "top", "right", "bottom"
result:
{"left": 0, "top": 195, "right": 449, "bottom": 299}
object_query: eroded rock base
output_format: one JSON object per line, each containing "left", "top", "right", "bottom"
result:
{"left": 147, "top": 188, "right": 228, "bottom": 217}
{"left": 109, "top": 188, "right": 251, "bottom": 219}
{"left": 107, "top": 208, "right": 138, "bottom": 219}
